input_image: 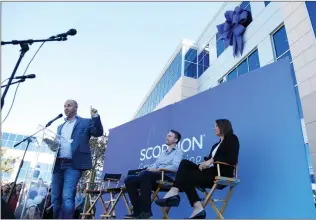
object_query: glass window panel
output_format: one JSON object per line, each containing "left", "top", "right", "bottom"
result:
{"left": 217, "top": 39, "right": 225, "bottom": 57}
{"left": 2, "top": 133, "right": 9, "bottom": 140}
{"left": 198, "top": 63, "right": 204, "bottom": 77}
{"left": 164, "top": 73, "right": 168, "bottom": 93}
{"left": 158, "top": 90, "right": 163, "bottom": 103}
{"left": 15, "top": 135, "right": 23, "bottom": 142}
{"left": 185, "top": 48, "right": 197, "bottom": 63}
{"left": 7, "top": 141, "right": 14, "bottom": 148}
{"left": 147, "top": 96, "right": 152, "bottom": 112}
{"left": 156, "top": 80, "right": 161, "bottom": 94}
{"left": 145, "top": 101, "right": 149, "bottom": 114}
{"left": 8, "top": 134, "right": 16, "bottom": 141}
{"left": 279, "top": 50, "right": 292, "bottom": 62}
{"left": 306, "top": 2, "right": 316, "bottom": 37}
{"left": 174, "top": 64, "right": 182, "bottom": 82}
{"left": 227, "top": 69, "right": 238, "bottom": 81}
{"left": 160, "top": 76, "right": 165, "bottom": 97}
{"left": 20, "top": 142, "right": 27, "bottom": 149}
{"left": 167, "top": 73, "right": 172, "bottom": 92}
{"left": 294, "top": 86, "right": 303, "bottom": 119}
{"left": 184, "top": 62, "right": 197, "bottom": 78}
{"left": 19, "top": 169, "right": 27, "bottom": 179}
{"left": 278, "top": 51, "right": 296, "bottom": 85}
{"left": 273, "top": 26, "right": 290, "bottom": 58}
{"left": 248, "top": 50, "right": 260, "bottom": 72}
{"left": 264, "top": 1, "right": 270, "bottom": 6}
{"left": 219, "top": 79, "right": 224, "bottom": 84}
{"left": 237, "top": 60, "right": 248, "bottom": 76}
{"left": 240, "top": 1, "right": 250, "bottom": 10}
{"left": 1, "top": 139, "right": 7, "bottom": 146}
{"left": 204, "top": 53, "right": 210, "bottom": 68}
{"left": 175, "top": 51, "right": 182, "bottom": 67}
{"left": 198, "top": 51, "right": 204, "bottom": 63}
{"left": 22, "top": 161, "right": 30, "bottom": 169}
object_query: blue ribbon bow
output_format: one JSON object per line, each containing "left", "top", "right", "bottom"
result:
{"left": 216, "top": 6, "right": 249, "bottom": 57}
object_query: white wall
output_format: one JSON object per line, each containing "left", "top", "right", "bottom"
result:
{"left": 154, "top": 77, "right": 183, "bottom": 110}
{"left": 154, "top": 76, "right": 198, "bottom": 110}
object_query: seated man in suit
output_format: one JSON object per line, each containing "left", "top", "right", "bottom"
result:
{"left": 124, "top": 130, "right": 184, "bottom": 219}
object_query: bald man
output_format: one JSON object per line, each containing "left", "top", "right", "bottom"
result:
{"left": 51, "top": 100, "right": 103, "bottom": 219}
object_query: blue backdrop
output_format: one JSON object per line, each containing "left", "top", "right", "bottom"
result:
{"left": 96, "top": 59, "right": 316, "bottom": 218}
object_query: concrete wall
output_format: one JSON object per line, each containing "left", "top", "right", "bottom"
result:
{"left": 280, "top": 1, "right": 316, "bottom": 171}
{"left": 155, "top": 76, "right": 198, "bottom": 110}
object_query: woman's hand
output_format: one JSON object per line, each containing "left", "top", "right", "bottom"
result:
{"left": 199, "top": 158, "right": 214, "bottom": 171}
{"left": 198, "top": 162, "right": 208, "bottom": 171}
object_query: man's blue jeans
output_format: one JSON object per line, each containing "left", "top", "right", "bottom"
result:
{"left": 51, "top": 159, "right": 82, "bottom": 219}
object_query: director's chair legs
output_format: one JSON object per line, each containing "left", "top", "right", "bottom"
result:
{"left": 201, "top": 185, "right": 236, "bottom": 219}
{"left": 101, "top": 188, "right": 133, "bottom": 219}
{"left": 122, "top": 190, "right": 132, "bottom": 215}
{"left": 151, "top": 185, "right": 172, "bottom": 219}
{"left": 82, "top": 193, "right": 105, "bottom": 219}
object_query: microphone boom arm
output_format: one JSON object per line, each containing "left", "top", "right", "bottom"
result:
{"left": 1, "top": 79, "right": 26, "bottom": 88}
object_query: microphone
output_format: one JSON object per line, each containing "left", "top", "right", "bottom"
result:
{"left": 14, "top": 74, "right": 36, "bottom": 79}
{"left": 56, "top": 29, "right": 77, "bottom": 38}
{"left": 45, "top": 114, "right": 63, "bottom": 127}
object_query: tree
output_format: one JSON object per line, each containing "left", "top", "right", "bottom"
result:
{"left": 79, "top": 134, "right": 108, "bottom": 187}
{"left": 80, "top": 134, "right": 108, "bottom": 216}
{"left": 1, "top": 148, "right": 20, "bottom": 174}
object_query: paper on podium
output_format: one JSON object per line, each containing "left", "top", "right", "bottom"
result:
{"left": 14, "top": 125, "right": 71, "bottom": 219}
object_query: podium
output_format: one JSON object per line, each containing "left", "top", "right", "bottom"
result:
{"left": 13, "top": 125, "right": 71, "bottom": 219}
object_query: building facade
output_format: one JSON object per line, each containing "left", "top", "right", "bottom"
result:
{"left": 133, "top": 2, "right": 316, "bottom": 177}
{"left": 1, "top": 132, "right": 55, "bottom": 184}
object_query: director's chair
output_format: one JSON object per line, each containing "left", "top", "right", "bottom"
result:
{"left": 150, "top": 168, "right": 177, "bottom": 219}
{"left": 81, "top": 173, "right": 130, "bottom": 219}
{"left": 198, "top": 161, "right": 240, "bottom": 219}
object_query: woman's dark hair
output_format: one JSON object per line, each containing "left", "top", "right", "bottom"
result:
{"left": 216, "top": 119, "right": 234, "bottom": 136}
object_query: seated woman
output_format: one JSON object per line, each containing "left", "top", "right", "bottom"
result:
{"left": 155, "top": 119, "right": 239, "bottom": 219}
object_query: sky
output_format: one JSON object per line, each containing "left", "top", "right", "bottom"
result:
{"left": 1, "top": 2, "right": 223, "bottom": 135}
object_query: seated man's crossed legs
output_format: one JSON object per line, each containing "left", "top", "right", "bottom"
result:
{"left": 124, "top": 170, "right": 173, "bottom": 219}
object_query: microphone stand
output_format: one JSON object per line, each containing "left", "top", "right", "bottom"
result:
{"left": 6, "top": 123, "right": 52, "bottom": 205}
{"left": 1, "top": 79, "right": 26, "bottom": 88}
{"left": 1, "top": 36, "right": 67, "bottom": 110}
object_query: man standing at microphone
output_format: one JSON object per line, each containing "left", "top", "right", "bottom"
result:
{"left": 51, "top": 100, "right": 103, "bottom": 219}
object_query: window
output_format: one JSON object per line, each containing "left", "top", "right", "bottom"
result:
{"left": 306, "top": 2, "right": 316, "bottom": 37}
{"left": 136, "top": 50, "right": 183, "bottom": 118}
{"left": 7, "top": 141, "right": 14, "bottom": 148}
{"left": 264, "top": 1, "right": 270, "bottom": 6}
{"left": 216, "top": 32, "right": 228, "bottom": 57}
{"left": 198, "top": 45, "right": 210, "bottom": 77}
{"left": 219, "top": 78, "right": 224, "bottom": 84}
{"left": 227, "top": 50, "right": 260, "bottom": 80}
{"left": 2, "top": 132, "right": 9, "bottom": 140}
{"left": 248, "top": 49, "right": 260, "bottom": 71}
{"left": 227, "top": 69, "right": 238, "bottom": 81}
{"left": 273, "top": 26, "right": 290, "bottom": 58}
{"left": 184, "top": 48, "right": 197, "bottom": 78}
{"left": 8, "top": 134, "right": 16, "bottom": 141}
{"left": 240, "top": 1, "right": 252, "bottom": 25}
{"left": 240, "top": 1, "right": 251, "bottom": 13}
{"left": 16, "top": 135, "right": 23, "bottom": 142}
{"left": 272, "top": 26, "right": 303, "bottom": 119}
